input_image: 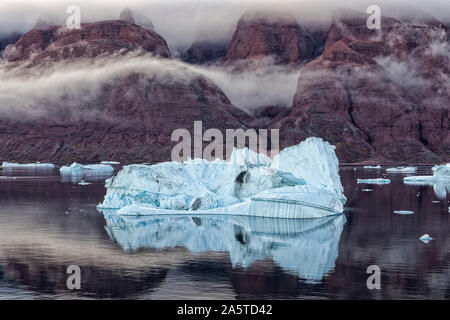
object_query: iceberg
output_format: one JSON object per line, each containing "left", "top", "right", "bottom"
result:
{"left": 1, "top": 162, "right": 55, "bottom": 169}
{"left": 364, "top": 165, "right": 381, "bottom": 169}
{"left": 394, "top": 210, "right": 414, "bottom": 215}
{"left": 60, "top": 162, "right": 114, "bottom": 184}
{"left": 100, "top": 161, "right": 121, "bottom": 165}
{"left": 403, "top": 163, "right": 450, "bottom": 199}
{"left": 386, "top": 167, "right": 417, "bottom": 173}
{"left": 357, "top": 178, "right": 391, "bottom": 185}
{"left": 60, "top": 162, "right": 114, "bottom": 174}
{"left": 98, "top": 138, "right": 347, "bottom": 218}
{"left": 404, "top": 163, "right": 450, "bottom": 183}
{"left": 419, "top": 234, "right": 433, "bottom": 243}
{"left": 102, "top": 212, "right": 346, "bottom": 282}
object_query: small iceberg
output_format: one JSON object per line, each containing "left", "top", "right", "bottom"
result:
{"left": 364, "top": 165, "right": 381, "bottom": 169}
{"left": 60, "top": 162, "right": 114, "bottom": 184}
{"left": 361, "top": 189, "right": 373, "bottom": 192}
{"left": 1, "top": 162, "right": 55, "bottom": 169}
{"left": 419, "top": 234, "right": 433, "bottom": 243}
{"left": 357, "top": 178, "right": 391, "bottom": 185}
{"left": 386, "top": 167, "right": 417, "bottom": 173}
{"left": 404, "top": 163, "right": 450, "bottom": 199}
{"left": 404, "top": 163, "right": 449, "bottom": 182}
{"left": 98, "top": 138, "right": 347, "bottom": 218}
{"left": 60, "top": 162, "right": 114, "bottom": 174}
{"left": 78, "top": 181, "right": 92, "bottom": 186}
{"left": 101, "top": 161, "right": 121, "bottom": 165}
{"left": 394, "top": 210, "right": 414, "bottom": 215}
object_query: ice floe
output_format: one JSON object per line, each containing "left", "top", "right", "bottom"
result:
{"left": 60, "top": 162, "right": 114, "bottom": 174}
{"left": 100, "top": 161, "right": 121, "bottom": 165}
{"left": 419, "top": 234, "right": 433, "bottom": 243}
{"left": 98, "top": 138, "right": 347, "bottom": 218}
{"left": 78, "top": 181, "right": 92, "bottom": 186}
{"left": 386, "top": 167, "right": 417, "bottom": 173}
{"left": 363, "top": 165, "right": 381, "bottom": 169}
{"left": 357, "top": 178, "right": 391, "bottom": 185}
{"left": 1, "top": 162, "right": 55, "bottom": 169}
{"left": 404, "top": 163, "right": 450, "bottom": 199}
{"left": 103, "top": 212, "right": 346, "bottom": 282}
{"left": 361, "top": 189, "right": 374, "bottom": 192}
{"left": 60, "top": 162, "right": 114, "bottom": 184}
{"left": 394, "top": 210, "right": 414, "bottom": 215}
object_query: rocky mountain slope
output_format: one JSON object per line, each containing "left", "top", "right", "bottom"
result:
{"left": 271, "top": 8, "right": 449, "bottom": 163}
{"left": 0, "top": 8, "right": 448, "bottom": 164}
{"left": 0, "top": 19, "right": 251, "bottom": 163}
{"left": 221, "top": 11, "right": 319, "bottom": 66}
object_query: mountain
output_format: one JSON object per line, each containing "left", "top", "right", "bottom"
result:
{"left": 0, "top": 20, "right": 252, "bottom": 163}
{"left": 221, "top": 11, "right": 318, "bottom": 66}
{"left": 182, "top": 40, "right": 228, "bottom": 65}
{"left": 271, "top": 8, "right": 449, "bottom": 163}
{"left": 6, "top": 20, "right": 171, "bottom": 65}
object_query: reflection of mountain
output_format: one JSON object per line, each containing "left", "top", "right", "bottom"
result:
{"left": 104, "top": 213, "right": 346, "bottom": 282}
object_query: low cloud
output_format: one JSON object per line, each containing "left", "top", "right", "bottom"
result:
{"left": 1, "top": 0, "right": 449, "bottom": 53}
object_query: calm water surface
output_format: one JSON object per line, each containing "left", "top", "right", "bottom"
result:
{"left": 0, "top": 165, "right": 449, "bottom": 299}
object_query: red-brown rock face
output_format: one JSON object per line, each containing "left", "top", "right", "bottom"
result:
{"left": 6, "top": 20, "right": 170, "bottom": 65}
{"left": 271, "top": 9, "right": 449, "bottom": 163}
{"left": 222, "top": 12, "right": 316, "bottom": 65}
{"left": 0, "top": 21, "right": 252, "bottom": 163}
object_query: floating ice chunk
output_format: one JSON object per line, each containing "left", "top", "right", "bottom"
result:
{"left": 364, "top": 165, "right": 381, "bottom": 169}
{"left": 386, "top": 167, "right": 417, "bottom": 173}
{"left": 404, "top": 164, "right": 450, "bottom": 199}
{"left": 60, "top": 162, "right": 114, "bottom": 174}
{"left": 229, "top": 147, "right": 272, "bottom": 166}
{"left": 98, "top": 138, "right": 346, "bottom": 217}
{"left": 361, "top": 189, "right": 373, "bottom": 192}
{"left": 1, "top": 162, "right": 55, "bottom": 169}
{"left": 357, "top": 178, "right": 391, "bottom": 185}
{"left": 394, "top": 210, "right": 414, "bottom": 215}
{"left": 100, "top": 161, "right": 121, "bottom": 165}
{"left": 404, "top": 163, "right": 450, "bottom": 182}
{"left": 419, "top": 234, "right": 433, "bottom": 243}
{"left": 433, "top": 163, "right": 450, "bottom": 179}
{"left": 78, "top": 181, "right": 92, "bottom": 186}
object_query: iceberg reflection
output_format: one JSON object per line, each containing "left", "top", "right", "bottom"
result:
{"left": 103, "top": 211, "right": 346, "bottom": 283}
{"left": 403, "top": 180, "right": 450, "bottom": 199}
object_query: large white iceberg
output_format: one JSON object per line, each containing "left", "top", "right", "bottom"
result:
{"left": 103, "top": 213, "right": 346, "bottom": 282}
{"left": 98, "top": 138, "right": 346, "bottom": 218}
{"left": 403, "top": 163, "right": 450, "bottom": 199}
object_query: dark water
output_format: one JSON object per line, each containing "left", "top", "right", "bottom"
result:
{"left": 0, "top": 165, "right": 449, "bottom": 300}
